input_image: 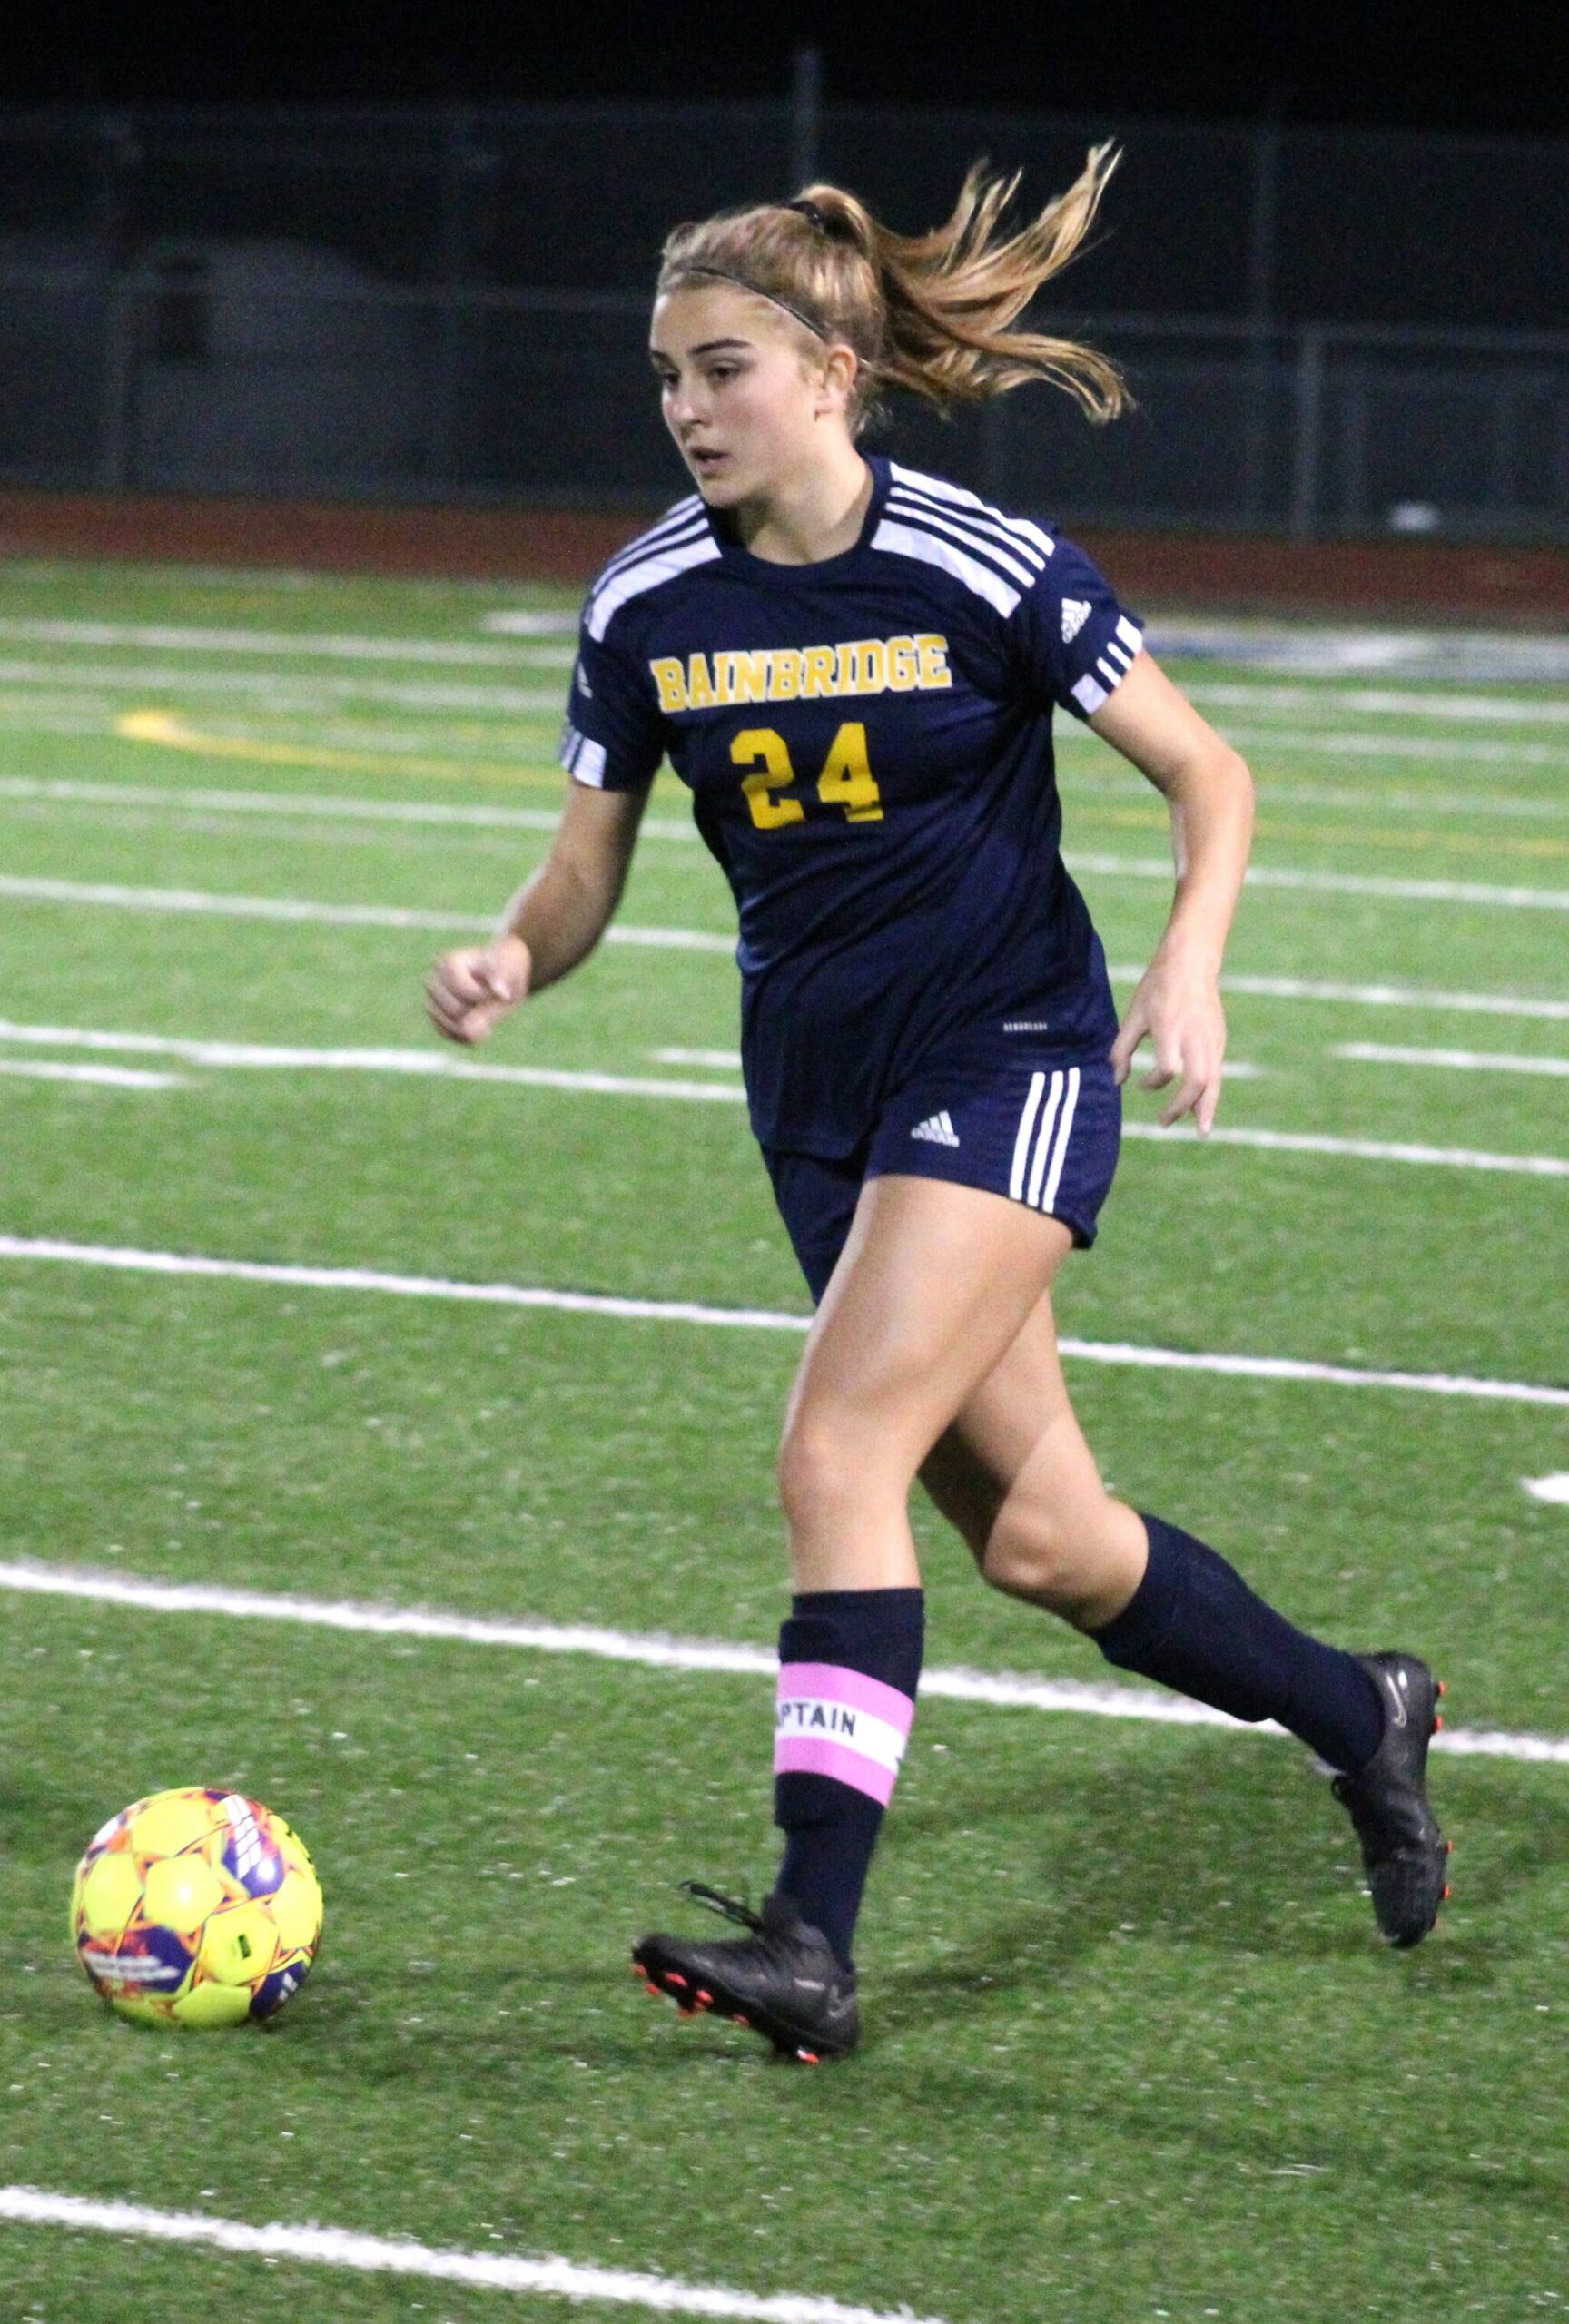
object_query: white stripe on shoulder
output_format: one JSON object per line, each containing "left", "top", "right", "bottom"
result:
{"left": 889, "top": 465, "right": 1056, "bottom": 558}
{"left": 1071, "top": 672, "right": 1110, "bottom": 715}
{"left": 1116, "top": 614, "right": 1142, "bottom": 652}
{"left": 590, "top": 515, "right": 711, "bottom": 605}
{"left": 558, "top": 723, "right": 608, "bottom": 788}
{"left": 587, "top": 534, "right": 722, "bottom": 642}
{"left": 885, "top": 491, "right": 1041, "bottom": 590}
{"left": 870, "top": 516, "right": 1021, "bottom": 618}
{"left": 888, "top": 478, "right": 1049, "bottom": 576}
{"left": 595, "top": 497, "right": 706, "bottom": 586}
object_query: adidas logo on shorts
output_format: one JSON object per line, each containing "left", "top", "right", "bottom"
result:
{"left": 910, "top": 1110, "right": 961, "bottom": 1147}
{"left": 1061, "top": 597, "right": 1091, "bottom": 643}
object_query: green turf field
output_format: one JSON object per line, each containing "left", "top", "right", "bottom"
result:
{"left": 1, "top": 553, "right": 1567, "bottom": 2320}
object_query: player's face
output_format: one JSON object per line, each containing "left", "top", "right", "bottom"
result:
{"left": 649, "top": 285, "right": 851, "bottom": 507}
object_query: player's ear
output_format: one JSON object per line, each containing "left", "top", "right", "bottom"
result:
{"left": 814, "top": 341, "right": 859, "bottom": 419}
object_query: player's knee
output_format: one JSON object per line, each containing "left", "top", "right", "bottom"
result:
{"left": 981, "top": 1508, "right": 1118, "bottom": 1626}
{"left": 777, "top": 1403, "right": 896, "bottom": 1530}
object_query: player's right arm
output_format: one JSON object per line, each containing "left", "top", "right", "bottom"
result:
{"left": 428, "top": 580, "right": 668, "bottom": 1048}
{"left": 425, "top": 782, "right": 651, "bottom": 1046}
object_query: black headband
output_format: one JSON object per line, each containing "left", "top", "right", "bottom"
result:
{"left": 677, "top": 267, "right": 829, "bottom": 341}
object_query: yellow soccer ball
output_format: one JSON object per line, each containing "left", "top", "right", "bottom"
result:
{"left": 71, "top": 1787, "right": 323, "bottom": 2027}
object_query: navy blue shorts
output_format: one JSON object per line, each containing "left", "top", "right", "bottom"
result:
{"left": 763, "top": 1054, "right": 1122, "bottom": 1305}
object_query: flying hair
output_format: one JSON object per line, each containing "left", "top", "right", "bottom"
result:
{"left": 656, "top": 145, "right": 1130, "bottom": 432}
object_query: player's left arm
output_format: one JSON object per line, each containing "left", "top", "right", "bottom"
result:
{"left": 1089, "top": 652, "right": 1255, "bottom": 1134}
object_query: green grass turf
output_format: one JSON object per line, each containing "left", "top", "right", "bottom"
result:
{"left": 1, "top": 557, "right": 1568, "bottom": 2318}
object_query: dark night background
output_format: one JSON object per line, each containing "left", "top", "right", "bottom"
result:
{"left": 17, "top": 1, "right": 1569, "bottom": 134}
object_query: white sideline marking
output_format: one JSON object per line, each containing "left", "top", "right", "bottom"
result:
{"left": 0, "top": 774, "right": 698, "bottom": 845}
{"left": 0, "top": 658, "right": 560, "bottom": 714}
{"left": 2, "top": 1236, "right": 1566, "bottom": 1410}
{"left": 0, "top": 1058, "right": 183, "bottom": 1089}
{"left": 0, "top": 1024, "right": 744, "bottom": 1105}
{"left": 0, "top": 1022, "right": 1557, "bottom": 1166}
{"left": 0, "top": 618, "right": 560, "bottom": 668}
{"left": 0, "top": 2185, "right": 942, "bottom": 2324}
{"left": 1336, "top": 1041, "right": 1569, "bottom": 1079}
{"left": 8, "top": 861, "right": 1569, "bottom": 936}
{"left": 1120, "top": 1120, "right": 1569, "bottom": 1178}
{"left": 2, "top": 1562, "right": 1565, "bottom": 1764}
{"left": 1525, "top": 1475, "right": 1569, "bottom": 1507}
{"left": 1124, "top": 970, "right": 1569, "bottom": 1027}
{"left": 1071, "top": 854, "right": 1569, "bottom": 911}
{"left": 653, "top": 1046, "right": 744, "bottom": 1070}
{"left": 1183, "top": 682, "right": 1569, "bottom": 728}
{"left": 0, "top": 877, "right": 733, "bottom": 952}
{"left": 1216, "top": 726, "right": 1569, "bottom": 771}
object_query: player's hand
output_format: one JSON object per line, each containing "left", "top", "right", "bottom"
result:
{"left": 1110, "top": 944, "right": 1228, "bottom": 1134}
{"left": 425, "top": 935, "right": 531, "bottom": 1046}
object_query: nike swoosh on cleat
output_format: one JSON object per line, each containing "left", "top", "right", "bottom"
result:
{"left": 1383, "top": 1671, "right": 1409, "bottom": 1729}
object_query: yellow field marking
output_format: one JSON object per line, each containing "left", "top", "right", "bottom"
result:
{"left": 114, "top": 707, "right": 566, "bottom": 789}
{"left": 1071, "top": 799, "right": 1569, "bottom": 862}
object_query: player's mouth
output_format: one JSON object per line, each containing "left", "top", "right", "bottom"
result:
{"left": 687, "top": 446, "right": 729, "bottom": 478}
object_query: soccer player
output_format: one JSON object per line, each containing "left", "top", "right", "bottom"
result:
{"left": 426, "top": 150, "right": 1449, "bottom": 2063}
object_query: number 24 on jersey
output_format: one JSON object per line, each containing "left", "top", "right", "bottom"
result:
{"left": 731, "top": 724, "right": 883, "bottom": 830}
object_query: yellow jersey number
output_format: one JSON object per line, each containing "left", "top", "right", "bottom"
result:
{"left": 732, "top": 724, "right": 883, "bottom": 832}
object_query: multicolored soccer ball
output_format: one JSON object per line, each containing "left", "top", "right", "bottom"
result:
{"left": 71, "top": 1787, "right": 323, "bottom": 2027}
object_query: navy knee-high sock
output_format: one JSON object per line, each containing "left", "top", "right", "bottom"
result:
{"left": 1094, "top": 1515, "right": 1384, "bottom": 1774}
{"left": 773, "top": 1588, "right": 924, "bottom": 1972}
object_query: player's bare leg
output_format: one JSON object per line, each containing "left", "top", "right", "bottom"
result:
{"left": 923, "top": 1290, "right": 1449, "bottom": 1946}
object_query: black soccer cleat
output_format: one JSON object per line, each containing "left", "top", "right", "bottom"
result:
{"left": 632, "top": 1883, "right": 860, "bottom": 2063}
{"left": 1332, "top": 1651, "right": 1451, "bottom": 1948}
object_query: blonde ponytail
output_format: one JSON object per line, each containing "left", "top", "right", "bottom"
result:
{"left": 657, "top": 145, "right": 1130, "bottom": 432}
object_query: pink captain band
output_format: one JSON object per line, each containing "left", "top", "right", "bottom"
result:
{"left": 775, "top": 1734, "right": 900, "bottom": 1806}
{"left": 775, "top": 1662, "right": 916, "bottom": 1732}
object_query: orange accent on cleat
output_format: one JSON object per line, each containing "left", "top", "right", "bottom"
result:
{"left": 1442, "top": 1885, "right": 1452, "bottom": 1900}
{"left": 666, "top": 1972, "right": 688, "bottom": 1989}
{"left": 1435, "top": 1715, "right": 1444, "bottom": 1731}
{"left": 1436, "top": 1679, "right": 1446, "bottom": 1697}
{"left": 796, "top": 2049, "right": 821, "bottom": 2064}
{"left": 1446, "top": 1839, "right": 1455, "bottom": 1855}
{"left": 696, "top": 1988, "right": 714, "bottom": 2006}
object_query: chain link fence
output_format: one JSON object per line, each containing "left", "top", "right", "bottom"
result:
{"left": 3, "top": 103, "right": 1565, "bottom": 541}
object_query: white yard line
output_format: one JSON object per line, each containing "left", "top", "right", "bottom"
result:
{"left": 1120, "top": 1120, "right": 1569, "bottom": 1177}
{"left": 0, "top": 658, "right": 560, "bottom": 714}
{"left": 0, "top": 1058, "right": 183, "bottom": 1089}
{"left": 1182, "top": 682, "right": 1569, "bottom": 728}
{"left": 0, "top": 774, "right": 697, "bottom": 840}
{"left": 1071, "top": 854, "right": 1569, "bottom": 911}
{"left": 2, "top": 1236, "right": 1565, "bottom": 1410}
{"left": 0, "top": 1024, "right": 744, "bottom": 1103}
{"left": 1150, "top": 970, "right": 1569, "bottom": 1027}
{"left": 0, "top": 618, "right": 567, "bottom": 668}
{"left": 0, "top": 877, "right": 733, "bottom": 950}
{"left": 0, "top": 1021, "right": 1560, "bottom": 1167}
{"left": 1213, "top": 727, "right": 1569, "bottom": 770}
{"left": 0, "top": 2185, "right": 940, "bottom": 2324}
{"left": 1336, "top": 1042, "right": 1569, "bottom": 1078}
{"left": 1, "top": 1562, "right": 1564, "bottom": 1763}
{"left": 7, "top": 861, "right": 1569, "bottom": 940}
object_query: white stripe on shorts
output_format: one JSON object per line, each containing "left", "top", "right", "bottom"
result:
{"left": 1025, "top": 1071, "right": 1067, "bottom": 1207}
{"left": 1041, "top": 1066, "right": 1081, "bottom": 1213}
{"left": 1009, "top": 1071, "right": 1047, "bottom": 1200}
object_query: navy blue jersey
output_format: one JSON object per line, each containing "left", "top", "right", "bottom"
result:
{"left": 559, "top": 454, "right": 1142, "bottom": 1159}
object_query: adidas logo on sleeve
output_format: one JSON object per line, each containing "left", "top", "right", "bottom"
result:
{"left": 1061, "top": 598, "right": 1091, "bottom": 644}
{"left": 910, "top": 1110, "right": 961, "bottom": 1147}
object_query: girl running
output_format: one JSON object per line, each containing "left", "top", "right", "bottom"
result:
{"left": 426, "top": 149, "right": 1448, "bottom": 2062}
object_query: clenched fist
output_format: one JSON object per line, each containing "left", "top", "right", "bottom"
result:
{"left": 425, "top": 933, "right": 532, "bottom": 1046}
